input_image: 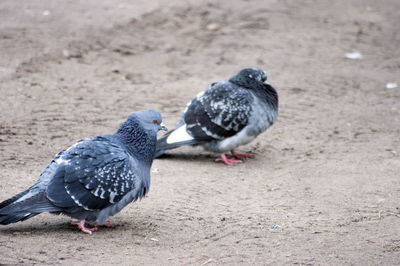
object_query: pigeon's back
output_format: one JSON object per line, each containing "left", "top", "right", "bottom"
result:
{"left": 184, "top": 81, "right": 254, "bottom": 141}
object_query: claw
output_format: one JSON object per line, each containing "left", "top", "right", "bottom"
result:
{"left": 102, "top": 220, "right": 123, "bottom": 228}
{"left": 71, "top": 220, "right": 98, "bottom": 234}
{"left": 215, "top": 153, "right": 242, "bottom": 165}
{"left": 230, "top": 149, "right": 253, "bottom": 159}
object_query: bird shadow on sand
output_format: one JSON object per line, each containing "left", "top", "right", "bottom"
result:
{"left": 154, "top": 151, "right": 255, "bottom": 165}
{"left": 155, "top": 152, "right": 218, "bottom": 163}
{"left": 0, "top": 218, "right": 149, "bottom": 236}
{"left": 0, "top": 221, "right": 81, "bottom": 235}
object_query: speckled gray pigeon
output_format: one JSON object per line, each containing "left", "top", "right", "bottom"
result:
{"left": 0, "top": 110, "right": 167, "bottom": 234}
{"left": 155, "top": 68, "right": 278, "bottom": 165}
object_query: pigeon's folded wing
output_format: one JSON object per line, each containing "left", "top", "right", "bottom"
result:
{"left": 184, "top": 83, "right": 253, "bottom": 140}
{"left": 46, "top": 136, "right": 143, "bottom": 211}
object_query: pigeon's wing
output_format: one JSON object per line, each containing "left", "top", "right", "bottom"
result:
{"left": 46, "top": 136, "right": 145, "bottom": 211}
{"left": 175, "top": 87, "right": 212, "bottom": 130}
{"left": 184, "top": 82, "right": 253, "bottom": 140}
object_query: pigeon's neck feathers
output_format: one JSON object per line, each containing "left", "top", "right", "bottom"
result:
{"left": 259, "top": 83, "right": 279, "bottom": 111}
{"left": 116, "top": 117, "right": 156, "bottom": 166}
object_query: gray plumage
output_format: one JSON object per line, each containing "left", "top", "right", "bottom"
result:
{"left": 0, "top": 110, "right": 167, "bottom": 229}
{"left": 155, "top": 68, "right": 278, "bottom": 164}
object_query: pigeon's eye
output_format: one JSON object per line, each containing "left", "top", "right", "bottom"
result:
{"left": 153, "top": 120, "right": 157, "bottom": 125}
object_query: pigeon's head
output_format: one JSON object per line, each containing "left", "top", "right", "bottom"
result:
{"left": 132, "top": 109, "right": 167, "bottom": 133}
{"left": 229, "top": 68, "right": 269, "bottom": 90}
{"left": 231, "top": 68, "right": 267, "bottom": 85}
{"left": 117, "top": 110, "right": 167, "bottom": 141}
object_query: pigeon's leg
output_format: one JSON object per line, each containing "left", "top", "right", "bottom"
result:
{"left": 215, "top": 153, "right": 242, "bottom": 165}
{"left": 102, "top": 220, "right": 123, "bottom": 228}
{"left": 71, "top": 220, "right": 98, "bottom": 234}
{"left": 230, "top": 149, "right": 253, "bottom": 159}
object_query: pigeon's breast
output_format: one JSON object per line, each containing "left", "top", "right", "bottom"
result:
{"left": 246, "top": 96, "right": 277, "bottom": 137}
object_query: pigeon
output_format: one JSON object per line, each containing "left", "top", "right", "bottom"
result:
{"left": 155, "top": 68, "right": 278, "bottom": 165}
{"left": 0, "top": 110, "right": 167, "bottom": 234}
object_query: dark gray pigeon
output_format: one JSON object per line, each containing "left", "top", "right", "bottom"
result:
{"left": 155, "top": 68, "right": 278, "bottom": 165}
{"left": 0, "top": 110, "right": 167, "bottom": 234}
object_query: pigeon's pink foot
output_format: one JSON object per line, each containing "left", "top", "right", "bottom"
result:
{"left": 215, "top": 153, "right": 242, "bottom": 165}
{"left": 71, "top": 220, "right": 98, "bottom": 234}
{"left": 230, "top": 149, "right": 253, "bottom": 159}
{"left": 102, "top": 220, "right": 123, "bottom": 228}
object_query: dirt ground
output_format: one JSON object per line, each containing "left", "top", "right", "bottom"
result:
{"left": 0, "top": 0, "right": 399, "bottom": 264}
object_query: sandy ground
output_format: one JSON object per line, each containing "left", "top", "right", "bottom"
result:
{"left": 0, "top": 0, "right": 399, "bottom": 264}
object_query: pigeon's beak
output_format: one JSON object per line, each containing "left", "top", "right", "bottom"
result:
{"left": 160, "top": 123, "right": 168, "bottom": 131}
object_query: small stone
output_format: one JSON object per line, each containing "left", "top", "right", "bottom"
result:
{"left": 206, "top": 23, "right": 220, "bottom": 31}
{"left": 386, "top": 83, "right": 398, "bottom": 89}
{"left": 269, "top": 224, "right": 280, "bottom": 231}
{"left": 62, "top": 49, "right": 70, "bottom": 58}
{"left": 345, "top": 52, "right": 363, "bottom": 59}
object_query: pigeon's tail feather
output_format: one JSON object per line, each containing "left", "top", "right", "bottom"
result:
{"left": 0, "top": 212, "right": 39, "bottom": 225}
{"left": 0, "top": 189, "right": 60, "bottom": 225}
{"left": 155, "top": 125, "right": 200, "bottom": 158}
{"left": 155, "top": 140, "right": 199, "bottom": 158}
{"left": 0, "top": 189, "right": 30, "bottom": 210}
